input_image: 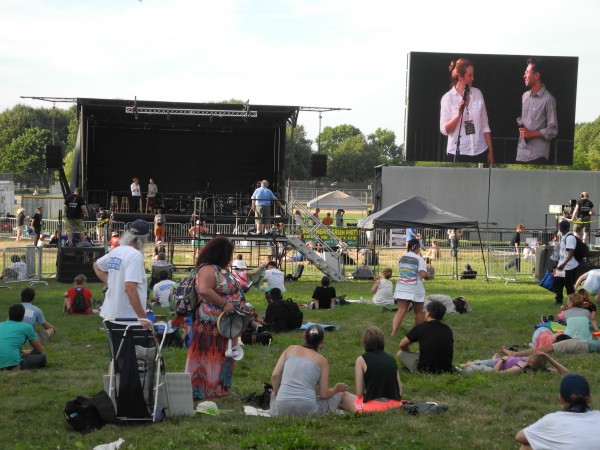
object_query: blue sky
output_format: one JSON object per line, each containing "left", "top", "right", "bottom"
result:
{"left": 1, "top": 0, "right": 598, "bottom": 145}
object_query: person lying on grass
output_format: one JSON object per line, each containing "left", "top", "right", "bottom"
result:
{"left": 460, "top": 351, "right": 567, "bottom": 374}
{"left": 269, "top": 324, "right": 355, "bottom": 416}
{"left": 502, "top": 334, "right": 600, "bottom": 357}
{"left": 516, "top": 373, "right": 600, "bottom": 449}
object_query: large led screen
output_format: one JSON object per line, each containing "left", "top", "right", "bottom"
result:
{"left": 404, "top": 52, "right": 578, "bottom": 165}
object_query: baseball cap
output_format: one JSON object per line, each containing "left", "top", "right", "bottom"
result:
{"left": 111, "top": 231, "right": 119, "bottom": 237}
{"left": 128, "top": 219, "right": 149, "bottom": 235}
{"left": 559, "top": 220, "right": 570, "bottom": 231}
{"left": 560, "top": 374, "right": 590, "bottom": 400}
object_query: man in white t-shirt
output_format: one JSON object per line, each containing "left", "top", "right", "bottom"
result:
{"left": 576, "top": 269, "right": 600, "bottom": 303}
{"left": 152, "top": 270, "right": 177, "bottom": 308}
{"left": 263, "top": 261, "right": 285, "bottom": 293}
{"left": 553, "top": 220, "right": 579, "bottom": 306}
{"left": 94, "top": 219, "right": 152, "bottom": 330}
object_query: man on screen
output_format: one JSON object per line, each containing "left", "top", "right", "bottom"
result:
{"left": 516, "top": 58, "right": 558, "bottom": 164}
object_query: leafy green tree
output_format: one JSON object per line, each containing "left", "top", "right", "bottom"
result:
{"left": 572, "top": 117, "right": 600, "bottom": 170}
{"left": 316, "top": 124, "right": 361, "bottom": 156}
{"left": 0, "top": 128, "right": 52, "bottom": 174}
{"left": 367, "top": 128, "right": 403, "bottom": 164}
{"left": 328, "top": 134, "right": 380, "bottom": 182}
{"left": 285, "top": 125, "right": 313, "bottom": 180}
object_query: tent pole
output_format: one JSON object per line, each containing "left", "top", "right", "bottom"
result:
{"left": 477, "top": 225, "right": 489, "bottom": 283}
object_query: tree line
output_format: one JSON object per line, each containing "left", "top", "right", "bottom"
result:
{"left": 0, "top": 104, "right": 598, "bottom": 183}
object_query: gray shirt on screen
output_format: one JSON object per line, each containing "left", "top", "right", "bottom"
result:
{"left": 516, "top": 85, "right": 558, "bottom": 162}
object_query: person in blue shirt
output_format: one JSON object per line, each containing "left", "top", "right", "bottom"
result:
{"left": 251, "top": 180, "right": 281, "bottom": 234}
{"left": 21, "top": 288, "right": 56, "bottom": 341}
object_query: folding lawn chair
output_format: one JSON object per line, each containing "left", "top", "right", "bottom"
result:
{"left": 102, "top": 318, "right": 169, "bottom": 423}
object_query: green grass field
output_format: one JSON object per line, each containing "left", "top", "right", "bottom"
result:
{"left": 0, "top": 276, "right": 597, "bottom": 449}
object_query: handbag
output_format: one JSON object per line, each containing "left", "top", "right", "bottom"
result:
{"left": 539, "top": 270, "right": 555, "bottom": 292}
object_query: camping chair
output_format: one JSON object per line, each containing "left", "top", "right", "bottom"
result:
{"left": 103, "top": 318, "right": 169, "bottom": 423}
{"left": 285, "top": 264, "right": 304, "bottom": 282}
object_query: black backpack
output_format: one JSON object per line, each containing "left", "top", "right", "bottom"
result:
{"left": 71, "top": 288, "right": 88, "bottom": 312}
{"left": 568, "top": 232, "right": 589, "bottom": 262}
{"left": 284, "top": 298, "right": 303, "bottom": 330}
{"left": 64, "top": 391, "right": 115, "bottom": 433}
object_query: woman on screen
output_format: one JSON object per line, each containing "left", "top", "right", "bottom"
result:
{"left": 440, "top": 58, "right": 494, "bottom": 165}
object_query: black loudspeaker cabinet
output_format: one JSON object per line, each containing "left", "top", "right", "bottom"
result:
{"left": 57, "top": 246, "right": 105, "bottom": 283}
{"left": 45, "top": 145, "right": 63, "bottom": 169}
{"left": 535, "top": 245, "right": 555, "bottom": 281}
{"left": 310, "top": 154, "right": 327, "bottom": 177}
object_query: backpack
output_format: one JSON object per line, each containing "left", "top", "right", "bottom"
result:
{"left": 171, "top": 268, "right": 200, "bottom": 316}
{"left": 71, "top": 288, "right": 88, "bottom": 312}
{"left": 567, "top": 232, "right": 589, "bottom": 262}
{"left": 284, "top": 298, "right": 303, "bottom": 330}
{"left": 64, "top": 391, "right": 115, "bottom": 433}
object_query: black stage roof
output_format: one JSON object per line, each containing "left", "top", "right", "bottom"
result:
{"left": 74, "top": 98, "right": 299, "bottom": 208}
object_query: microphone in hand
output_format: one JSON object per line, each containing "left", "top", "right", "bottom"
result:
{"left": 517, "top": 117, "right": 529, "bottom": 143}
{"left": 460, "top": 84, "right": 470, "bottom": 113}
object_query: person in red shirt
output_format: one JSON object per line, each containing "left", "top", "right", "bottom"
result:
{"left": 63, "top": 274, "right": 93, "bottom": 315}
{"left": 109, "top": 230, "right": 120, "bottom": 249}
{"left": 322, "top": 213, "right": 333, "bottom": 226}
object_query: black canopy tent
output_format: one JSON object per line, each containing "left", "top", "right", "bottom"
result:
{"left": 357, "top": 196, "right": 488, "bottom": 280}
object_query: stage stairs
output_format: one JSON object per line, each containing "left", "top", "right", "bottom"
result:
{"left": 285, "top": 199, "right": 347, "bottom": 283}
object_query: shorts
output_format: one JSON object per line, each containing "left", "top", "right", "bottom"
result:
{"left": 154, "top": 225, "right": 165, "bottom": 236}
{"left": 394, "top": 290, "right": 425, "bottom": 303}
{"left": 552, "top": 339, "right": 589, "bottom": 354}
{"left": 17, "top": 225, "right": 25, "bottom": 232}
{"left": 270, "top": 393, "right": 342, "bottom": 416}
{"left": 576, "top": 221, "right": 591, "bottom": 233}
{"left": 65, "top": 218, "right": 85, "bottom": 234}
{"left": 254, "top": 205, "right": 271, "bottom": 225}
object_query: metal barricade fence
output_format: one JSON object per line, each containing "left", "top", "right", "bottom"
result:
{"left": 1, "top": 246, "right": 48, "bottom": 288}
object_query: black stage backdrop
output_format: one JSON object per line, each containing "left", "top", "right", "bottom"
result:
{"left": 405, "top": 52, "right": 578, "bottom": 165}
{"left": 76, "top": 99, "right": 298, "bottom": 204}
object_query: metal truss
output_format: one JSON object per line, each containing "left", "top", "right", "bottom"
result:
{"left": 124, "top": 106, "right": 257, "bottom": 118}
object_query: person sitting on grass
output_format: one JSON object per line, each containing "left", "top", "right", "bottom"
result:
{"left": 560, "top": 293, "right": 593, "bottom": 342}
{"left": 516, "top": 374, "right": 600, "bottom": 449}
{"left": 460, "top": 351, "right": 567, "bottom": 374}
{"left": 397, "top": 301, "right": 454, "bottom": 374}
{"left": 63, "top": 274, "right": 94, "bottom": 315}
{"left": 459, "top": 263, "right": 477, "bottom": 280}
{"left": 0, "top": 255, "right": 27, "bottom": 281}
{"left": 0, "top": 304, "right": 47, "bottom": 371}
{"left": 371, "top": 268, "right": 395, "bottom": 306}
{"left": 310, "top": 276, "right": 337, "bottom": 310}
{"left": 269, "top": 324, "right": 356, "bottom": 416}
{"left": 21, "top": 288, "right": 56, "bottom": 341}
{"left": 151, "top": 270, "right": 177, "bottom": 308}
{"left": 348, "top": 326, "right": 404, "bottom": 413}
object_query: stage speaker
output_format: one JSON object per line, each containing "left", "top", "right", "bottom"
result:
{"left": 57, "top": 246, "right": 106, "bottom": 282}
{"left": 311, "top": 154, "right": 327, "bottom": 177}
{"left": 45, "top": 145, "right": 63, "bottom": 169}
